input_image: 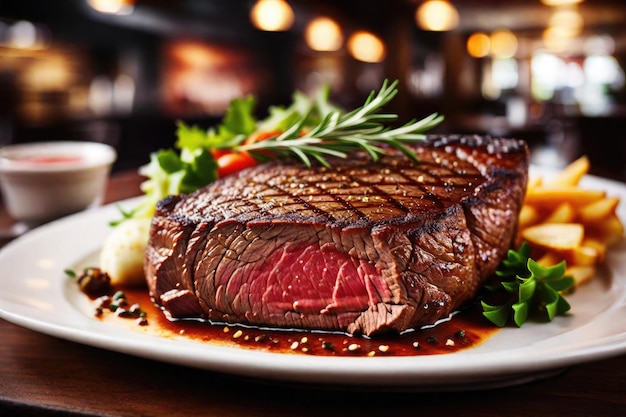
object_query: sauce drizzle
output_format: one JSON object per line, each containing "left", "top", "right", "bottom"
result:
{"left": 93, "top": 288, "right": 498, "bottom": 357}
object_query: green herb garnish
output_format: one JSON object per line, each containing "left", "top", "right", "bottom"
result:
{"left": 481, "top": 242, "right": 575, "bottom": 327}
{"left": 239, "top": 79, "right": 444, "bottom": 167}
{"left": 124, "top": 79, "right": 443, "bottom": 222}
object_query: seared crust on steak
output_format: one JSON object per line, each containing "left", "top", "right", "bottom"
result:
{"left": 144, "top": 134, "right": 529, "bottom": 336}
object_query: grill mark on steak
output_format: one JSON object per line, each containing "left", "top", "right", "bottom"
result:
{"left": 270, "top": 173, "right": 370, "bottom": 221}
{"left": 145, "top": 134, "right": 529, "bottom": 336}
{"left": 258, "top": 157, "right": 480, "bottom": 224}
{"left": 268, "top": 182, "right": 341, "bottom": 221}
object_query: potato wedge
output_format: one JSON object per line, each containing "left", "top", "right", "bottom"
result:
{"left": 545, "top": 155, "right": 589, "bottom": 187}
{"left": 521, "top": 223, "right": 584, "bottom": 252}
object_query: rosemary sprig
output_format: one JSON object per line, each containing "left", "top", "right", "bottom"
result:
{"left": 482, "top": 242, "right": 575, "bottom": 327}
{"left": 239, "top": 79, "right": 444, "bottom": 167}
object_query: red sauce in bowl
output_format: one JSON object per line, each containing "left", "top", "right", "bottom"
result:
{"left": 13, "top": 155, "right": 84, "bottom": 165}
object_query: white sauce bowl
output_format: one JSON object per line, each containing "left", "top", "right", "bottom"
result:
{"left": 0, "top": 141, "right": 117, "bottom": 225}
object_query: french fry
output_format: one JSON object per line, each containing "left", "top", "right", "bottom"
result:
{"left": 518, "top": 204, "right": 541, "bottom": 229}
{"left": 578, "top": 197, "right": 620, "bottom": 224}
{"left": 544, "top": 202, "right": 576, "bottom": 224}
{"left": 566, "top": 265, "right": 596, "bottom": 287}
{"left": 526, "top": 174, "right": 543, "bottom": 191}
{"left": 525, "top": 186, "right": 606, "bottom": 207}
{"left": 565, "top": 245, "right": 600, "bottom": 267}
{"left": 535, "top": 251, "right": 563, "bottom": 267}
{"left": 517, "top": 155, "right": 624, "bottom": 287}
{"left": 545, "top": 155, "right": 589, "bottom": 186}
{"left": 588, "top": 214, "right": 625, "bottom": 247}
{"left": 581, "top": 236, "right": 607, "bottom": 263}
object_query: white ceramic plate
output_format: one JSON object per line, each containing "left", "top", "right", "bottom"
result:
{"left": 1, "top": 171, "right": 625, "bottom": 391}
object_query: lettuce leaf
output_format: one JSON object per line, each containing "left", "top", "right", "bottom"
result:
{"left": 122, "top": 85, "right": 339, "bottom": 223}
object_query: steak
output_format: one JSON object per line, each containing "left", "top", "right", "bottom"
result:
{"left": 144, "top": 134, "right": 529, "bottom": 336}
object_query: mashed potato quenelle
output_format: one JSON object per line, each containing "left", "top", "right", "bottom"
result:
{"left": 99, "top": 217, "right": 152, "bottom": 287}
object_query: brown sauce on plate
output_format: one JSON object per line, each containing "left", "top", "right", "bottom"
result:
{"left": 92, "top": 288, "right": 498, "bottom": 357}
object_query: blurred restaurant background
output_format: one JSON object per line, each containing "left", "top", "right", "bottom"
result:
{"left": 0, "top": 0, "right": 625, "bottom": 180}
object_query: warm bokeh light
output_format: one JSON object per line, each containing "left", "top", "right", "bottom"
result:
{"left": 6, "top": 21, "right": 38, "bottom": 49}
{"left": 490, "top": 29, "right": 518, "bottom": 58}
{"left": 88, "top": 76, "right": 113, "bottom": 116}
{"left": 466, "top": 32, "right": 491, "bottom": 58}
{"left": 112, "top": 74, "right": 135, "bottom": 115}
{"left": 548, "top": 8, "right": 584, "bottom": 38}
{"left": 347, "top": 31, "right": 386, "bottom": 63}
{"left": 249, "top": 0, "right": 294, "bottom": 32}
{"left": 304, "top": 17, "right": 343, "bottom": 52}
{"left": 542, "top": 26, "right": 573, "bottom": 52}
{"left": 87, "top": 0, "right": 135, "bottom": 15}
{"left": 531, "top": 52, "right": 566, "bottom": 101}
{"left": 163, "top": 41, "right": 260, "bottom": 116}
{"left": 541, "top": 0, "right": 583, "bottom": 6}
{"left": 415, "top": 0, "right": 459, "bottom": 32}
{"left": 22, "top": 57, "right": 73, "bottom": 94}
{"left": 584, "top": 35, "right": 615, "bottom": 56}
{"left": 171, "top": 43, "right": 228, "bottom": 68}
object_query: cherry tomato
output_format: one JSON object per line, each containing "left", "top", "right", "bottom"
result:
{"left": 216, "top": 151, "right": 258, "bottom": 178}
{"left": 211, "top": 148, "right": 231, "bottom": 159}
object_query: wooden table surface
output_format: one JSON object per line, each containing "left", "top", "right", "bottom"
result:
{"left": 1, "top": 170, "right": 625, "bottom": 417}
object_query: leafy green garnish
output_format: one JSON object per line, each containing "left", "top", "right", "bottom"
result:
{"left": 122, "top": 79, "right": 442, "bottom": 222}
{"left": 481, "top": 242, "right": 575, "bottom": 327}
{"left": 176, "top": 95, "right": 258, "bottom": 152}
{"left": 129, "top": 146, "right": 217, "bottom": 219}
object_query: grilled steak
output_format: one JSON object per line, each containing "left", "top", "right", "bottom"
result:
{"left": 144, "top": 134, "right": 529, "bottom": 336}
